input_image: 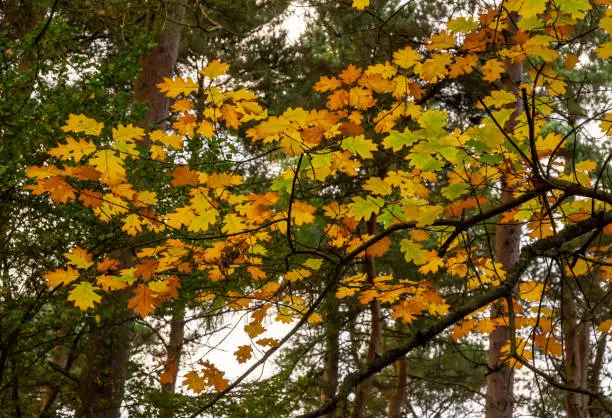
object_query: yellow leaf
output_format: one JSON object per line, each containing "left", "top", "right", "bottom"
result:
{"left": 449, "top": 54, "right": 478, "bottom": 78}
{"left": 188, "top": 209, "right": 218, "bottom": 232}
{"left": 64, "top": 246, "right": 94, "bottom": 269}
{"left": 519, "top": 281, "right": 545, "bottom": 302}
{"left": 61, "top": 114, "right": 104, "bottom": 136}
{"left": 364, "top": 62, "right": 397, "bottom": 79}
{"left": 426, "top": 31, "right": 455, "bottom": 50}
{"left": 352, "top": 0, "right": 369, "bottom": 10}
{"left": 415, "top": 53, "right": 452, "bottom": 83}
{"left": 150, "top": 130, "right": 184, "bottom": 149}
{"left": 599, "top": 113, "right": 612, "bottom": 134}
{"left": 27, "top": 176, "right": 76, "bottom": 204}
{"left": 285, "top": 269, "right": 312, "bottom": 282}
{"left": 362, "top": 177, "right": 393, "bottom": 196}
{"left": 336, "top": 286, "right": 358, "bottom": 299}
{"left": 418, "top": 256, "right": 444, "bottom": 274}
{"left": 314, "top": 76, "right": 342, "bottom": 92}
{"left": 121, "top": 214, "right": 143, "bottom": 236}
{"left": 48, "top": 137, "right": 97, "bottom": 162}
{"left": 89, "top": 149, "right": 126, "bottom": 185}
{"left": 365, "top": 236, "right": 392, "bottom": 257}
{"left": 247, "top": 266, "right": 267, "bottom": 281}
{"left": 339, "top": 64, "right": 363, "bottom": 84}
{"left": 171, "top": 99, "right": 193, "bottom": 112}
{"left": 505, "top": 0, "right": 547, "bottom": 18}
{"left": 307, "top": 312, "right": 324, "bottom": 324}
{"left": 182, "top": 370, "right": 206, "bottom": 393}
{"left": 207, "top": 172, "right": 242, "bottom": 189}
{"left": 156, "top": 77, "right": 198, "bottom": 98}
{"left": 482, "top": 59, "right": 505, "bottom": 82}
{"left": 256, "top": 338, "right": 280, "bottom": 347}
{"left": 112, "top": 123, "right": 145, "bottom": 142}
{"left": 390, "top": 299, "right": 419, "bottom": 324}
{"left": 304, "top": 258, "right": 323, "bottom": 270}
{"left": 199, "top": 60, "right": 230, "bottom": 79}
{"left": 222, "top": 214, "right": 247, "bottom": 234}
{"left": 291, "top": 200, "right": 317, "bottom": 225}
{"left": 159, "top": 357, "right": 178, "bottom": 385}
{"left": 68, "top": 282, "right": 102, "bottom": 311}
{"left": 393, "top": 46, "right": 422, "bottom": 69}
{"left": 481, "top": 90, "right": 517, "bottom": 109}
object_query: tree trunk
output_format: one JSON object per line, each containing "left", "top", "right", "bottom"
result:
{"left": 77, "top": 2, "right": 187, "bottom": 415}
{"left": 77, "top": 255, "right": 133, "bottom": 418}
{"left": 320, "top": 291, "right": 340, "bottom": 418}
{"left": 561, "top": 278, "right": 590, "bottom": 418}
{"left": 485, "top": 187, "right": 520, "bottom": 418}
{"left": 160, "top": 308, "right": 185, "bottom": 417}
{"left": 134, "top": 0, "right": 187, "bottom": 129}
{"left": 350, "top": 215, "right": 382, "bottom": 418}
{"left": 588, "top": 334, "right": 607, "bottom": 418}
{"left": 387, "top": 322, "right": 407, "bottom": 418}
{"left": 485, "top": 13, "right": 523, "bottom": 418}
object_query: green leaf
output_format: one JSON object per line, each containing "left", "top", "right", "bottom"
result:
{"left": 348, "top": 196, "right": 384, "bottom": 221}
{"left": 68, "top": 282, "right": 102, "bottom": 311}
{"left": 556, "top": 0, "right": 590, "bottom": 19}
{"left": 382, "top": 129, "right": 419, "bottom": 151}
{"left": 399, "top": 239, "right": 427, "bottom": 265}
{"left": 442, "top": 183, "right": 470, "bottom": 200}
{"left": 407, "top": 153, "right": 444, "bottom": 172}
{"left": 341, "top": 135, "right": 377, "bottom": 159}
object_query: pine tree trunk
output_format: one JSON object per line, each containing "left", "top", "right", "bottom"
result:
{"left": 387, "top": 322, "right": 407, "bottom": 418}
{"left": 350, "top": 215, "right": 382, "bottom": 418}
{"left": 485, "top": 12, "right": 523, "bottom": 418}
{"left": 320, "top": 292, "right": 340, "bottom": 418}
{"left": 485, "top": 183, "right": 520, "bottom": 418}
{"left": 588, "top": 334, "right": 607, "bottom": 418}
{"left": 160, "top": 308, "right": 185, "bottom": 417}
{"left": 562, "top": 278, "right": 589, "bottom": 418}
{"left": 134, "top": 0, "right": 187, "bottom": 129}
{"left": 77, "top": 254, "right": 133, "bottom": 418}
{"left": 77, "top": 2, "right": 187, "bottom": 415}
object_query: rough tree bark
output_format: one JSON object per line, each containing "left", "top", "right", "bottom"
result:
{"left": 387, "top": 322, "right": 407, "bottom": 418}
{"left": 588, "top": 333, "right": 608, "bottom": 418}
{"left": 485, "top": 12, "right": 523, "bottom": 418}
{"left": 77, "top": 2, "right": 187, "bottom": 416}
{"left": 350, "top": 215, "right": 382, "bottom": 418}
{"left": 320, "top": 292, "right": 341, "bottom": 418}
{"left": 562, "top": 276, "right": 590, "bottom": 418}
{"left": 133, "top": 0, "right": 187, "bottom": 129}
{"left": 160, "top": 308, "right": 185, "bottom": 417}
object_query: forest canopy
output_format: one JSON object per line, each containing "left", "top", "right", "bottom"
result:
{"left": 1, "top": 0, "right": 611, "bottom": 417}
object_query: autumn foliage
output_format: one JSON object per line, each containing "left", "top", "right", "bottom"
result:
{"left": 22, "top": 0, "right": 612, "bottom": 415}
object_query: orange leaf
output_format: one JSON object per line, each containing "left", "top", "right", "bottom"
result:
{"left": 44, "top": 267, "right": 80, "bottom": 288}
{"left": 234, "top": 345, "right": 253, "bottom": 363}
{"left": 128, "top": 284, "right": 161, "bottom": 318}
{"left": 339, "top": 64, "right": 362, "bottom": 84}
